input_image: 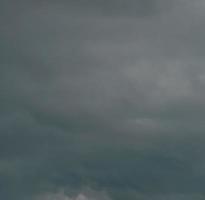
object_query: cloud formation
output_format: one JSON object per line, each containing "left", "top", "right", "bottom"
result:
{"left": 1, "top": 0, "right": 205, "bottom": 200}
{"left": 34, "top": 189, "right": 111, "bottom": 200}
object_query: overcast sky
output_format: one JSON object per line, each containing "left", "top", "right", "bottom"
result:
{"left": 1, "top": 0, "right": 205, "bottom": 199}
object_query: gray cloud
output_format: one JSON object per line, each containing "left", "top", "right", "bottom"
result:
{"left": 1, "top": 0, "right": 205, "bottom": 200}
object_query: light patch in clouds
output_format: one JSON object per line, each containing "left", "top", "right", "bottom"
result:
{"left": 34, "top": 189, "right": 111, "bottom": 200}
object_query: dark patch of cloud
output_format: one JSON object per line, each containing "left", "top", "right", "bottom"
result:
{"left": 0, "top": 0, "right": 173, "bottom": 18}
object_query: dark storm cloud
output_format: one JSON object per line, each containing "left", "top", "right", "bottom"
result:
{"left": 1, "top": 0, "right": 205, "bottom": 200}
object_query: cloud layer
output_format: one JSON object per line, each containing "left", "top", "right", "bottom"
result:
{"left": 1, "top": 0, "right": 205, "bottom": 200}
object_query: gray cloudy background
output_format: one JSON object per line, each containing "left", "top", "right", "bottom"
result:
{"left": 1, "top": 0, "right": 205, "bottom": 199}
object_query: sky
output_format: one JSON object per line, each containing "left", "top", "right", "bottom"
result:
{"left": 1, "top": 0, "right": 205, "bottom": 199}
